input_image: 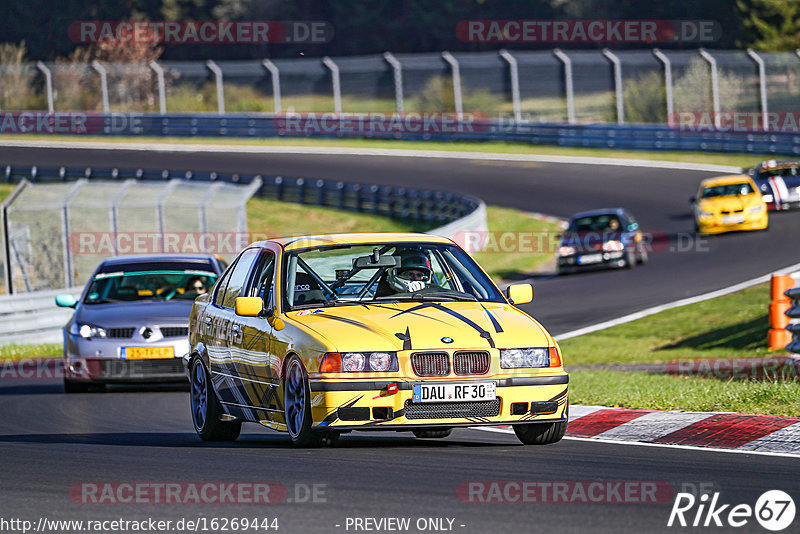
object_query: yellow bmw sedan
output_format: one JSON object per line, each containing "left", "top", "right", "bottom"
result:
{"left": 692, "top": 175, "right": 768, "bottom": 235}
{"left": 184, "top": 233, "right": 568, "bottom": 447}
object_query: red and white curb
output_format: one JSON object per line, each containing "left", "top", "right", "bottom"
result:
{"left": 480, "top": 405, "right": 800, "bottom": 457}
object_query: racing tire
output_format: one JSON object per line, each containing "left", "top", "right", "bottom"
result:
{"left": 513, "top": 420, "right": 567, "bottom": 445}
{"left": 63, "top": 379, "right": 91, "bottom": 393}
{"left": 190, "top": 358, "right": 241, "bottom": 442}
{"left": 625, "top": 250, "right": 637, "bottom": 269}
{"left": 412, "top": 428, "right": 453, "bottom": 439}
{"left": 638, "top": 247, "right": 649, "bottom": 265}
{"left": 283, "top": 356, "right": 338, "bottom": 447}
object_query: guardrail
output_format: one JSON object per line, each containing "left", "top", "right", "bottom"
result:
{"left": 6, "top": 113, "right": 800, "bottom": 156}
{"left": 786, "top": 286, "right": 800, "bottom": 354}
{"left": 0, "top": 286, "right": 81, "bottom": 346}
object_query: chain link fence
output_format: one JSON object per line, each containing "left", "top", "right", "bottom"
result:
{"left": 2, "top": 49, "right": 799, "bottom": 126}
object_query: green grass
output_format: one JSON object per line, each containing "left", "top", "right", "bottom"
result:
{"left": 0, "top": 183, "right": 14, "bottom": 204}
{"left": 0, "top": 134, "right": 771, "bottom": 169}
{"left": 0, "top": 344, "right": 61, "bottom": 361}
{"left": 560, "top": 283, "right": 778, "bottom": 367}
{"left": 568, "top": 369, "right": 800, "bottom": 416}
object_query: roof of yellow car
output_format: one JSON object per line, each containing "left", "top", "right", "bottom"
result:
{"left": 699, "top": 174, "right": 754, "bottom": 188}
{"left": 264, "top": 232, "right": 453, "bottom": 251}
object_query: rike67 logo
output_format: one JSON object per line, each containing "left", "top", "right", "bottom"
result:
{"left": 668, "top": 490, "right": 795, "bottom": 531}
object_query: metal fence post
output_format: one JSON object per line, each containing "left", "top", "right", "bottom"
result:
{"left": 262, "top": 59, "right": 282, "bottom": 113}
{"left": 553, "top": 49, "right": 576, "bottom": 124}
{"left": 62, "top": 179, "right": 87, "bottom": 288}
{"left": 441, "top": 51, "right": 463, "bottom": 117}
{"left": 699, "top": 49, "right": 721, "bottom": 129}
{"left": 206, "top": 60, "right": 225, "bottom": 115}
{"left": 109, "top": 179, "right": 135, "bottom": 255}
{"left": 322, "top": 57, "right": 342, "bottom": 114}
{"left": 36, "top": 61, "right": 54, "bottom": 113}
{"left": 1, "top": 179, "right": 31, "bottom": 294}
{"left": 652, "top": 49, "right": 674, "bottom": 124}
{"left": 156, "top": 180, "right": 181, "bottom": 252}
{"left": 499, "top": 50, "right": 521, "bottom": 123}
{"left": 91, "top": 60, "right": 110, "bottom": 113}
{"left": 383, "top": 52, "right": 404, "bottom": 114}
{"left": 149, "top": 60, "right": 167, "bottom": 115}
{"left": 747, "top": 49, "right": 768, "bottom": 130}
{"left": 602, "top": 49, "right": 624, "bottom": 125}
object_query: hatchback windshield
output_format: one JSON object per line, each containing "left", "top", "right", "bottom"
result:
{"left": 567, "top": 214, "right": 622, "bottom": 232}
{"left": 84, "top": 269, "right": 218, "bottom": 304}
{"left": 701, "top": 183, "right": 754, "bottom": 198}
{"left": 284, "top": 243, "right": 504, "bottom": 308}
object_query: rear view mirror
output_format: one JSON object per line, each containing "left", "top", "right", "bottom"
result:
{"left": 235, "top": 297, "right": 263, "bottom": 317}
{"left": 55, "top": 294, "right": 78, "bottom": 308}
{"left": 506, "top": 284, "right": 533, "bottom": 305}
{"left": 353, "top": 254, "right": 400, "bottom": 269}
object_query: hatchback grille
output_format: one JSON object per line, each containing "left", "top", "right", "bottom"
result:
{"left": 106, "top": 328, "right": 135, "bottom": 338}
{"left": 404, "top": 399, "right": 501, "bottom": 419}
{"left": 411, "top": 352, "right": 450, "bottom": 377}
{"left": 160, "top": 326, "right": 189, "bottom": 338}
{"left": 453, "top": 351, "right": 490, "bottom": 375}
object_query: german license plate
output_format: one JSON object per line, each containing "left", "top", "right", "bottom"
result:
{"left": 121, "top": 346, "right": 174, "bottom": 359}
{"left": 722, "top": 215, "right": 744, "bottom": 224}
{"left": 412, "top": 382, "right": 496, "bottom": 403}
{"left": 577, "top": 253, "right": 603, "bottom": 265}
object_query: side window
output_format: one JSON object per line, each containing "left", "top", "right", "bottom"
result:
{"left": 212, "top": 258, "right": 239, "bottom": 307}
{"left": 249, "top": 250, "right": 276, "bottom": 306}
{"left": 221, "top": 249, "right": 261, "bottom": 308}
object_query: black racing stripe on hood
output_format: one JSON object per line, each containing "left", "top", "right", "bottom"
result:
{"left": 390, "top": 302, "right": 495, "bottom": 348}
{"left": 395, "top": 327, "right": 412, "bottom": 351}
{"left": 321, "top": 314, "right": 399, "bottom": 345}
{"left": 481, "top": 305, "right": 504, "bottom": 333}
{"left": 370, "top": 303, "right": 452, "bottom": 325}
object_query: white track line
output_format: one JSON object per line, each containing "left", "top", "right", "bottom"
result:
{"left": 555, "top": 261, "right": 800, "bottom": 341}
{"left": 472, "top": 427, "right": 800, "bottom": 459}
{"left": 0, "top": 139, "right": 742, "bottom": 173}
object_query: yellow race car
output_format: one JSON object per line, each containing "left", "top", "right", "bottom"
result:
{"left": 692, "top": 175, "right": 768, "bottom": 235}
{"left": 185, "top": 233, "right": 568, "bottom": 447}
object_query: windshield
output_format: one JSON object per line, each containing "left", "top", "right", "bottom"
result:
{"left": 701, "top": 183, "right": 754, "bottom": 198}
{"left": 83, "top": 269, "right": 218, "bottom": 304}
{"left": 757, "top": 165, "right": 798, "bottom": 179}
{"left": 567, "top": 214, "right": 623, "bottom": 232}
{"left": 283, "top": 243, "right": 504, "bottom": 309}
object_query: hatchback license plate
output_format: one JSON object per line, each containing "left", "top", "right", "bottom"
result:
{"left": 412, "top": 382, "right": 496, "bottom": 403}
{"left": 577, "top": 253, "right": 603, "bottom": 265}
{"left": 122, "top": 346, "right": 174, "bottom": 359}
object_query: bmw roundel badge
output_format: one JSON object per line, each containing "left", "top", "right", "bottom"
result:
{"left": 441, "top": 336, "right": 454, "bottom": 344}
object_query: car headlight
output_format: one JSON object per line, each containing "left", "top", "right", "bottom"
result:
{"left": 340, "top": 352, "right": 398, "bottom": 372}
{"left": 749, "top": 205, "right": 764, "bottom": 213}
{"left": 500, "top": 348, "right": 549, "bottom": 368}
{"left": 698, "top": 211, "right": 714, "bottom": 218}
{"left": 603, "top": 240, "right": 624, "bottom": 252}
{"left": 762, "top": 194, "right": 773, "bottom": 203}
{"left": 73, "top": 324, "right": 106, "bottom": 339}
{"left": 557, "top": 245, "right": 576, "bottom": 257}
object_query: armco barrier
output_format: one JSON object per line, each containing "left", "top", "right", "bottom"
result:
{"left": 786, "top": 286, "right": 800, "bottom": 354}
{"left": 5, "top": 113, "right": 800, "bottom": 156}
{"left": 0, "top": 286, "right": 81, "bottom": 346}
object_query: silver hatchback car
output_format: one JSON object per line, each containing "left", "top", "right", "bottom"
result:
{"left": 56, "top": 254, "right": 226, "bottom": 392}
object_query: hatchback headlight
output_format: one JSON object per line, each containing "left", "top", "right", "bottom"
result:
{"left": 341, "top": 352, "right": 398, "bottom": 372}
{"left": 71, "top": 323, "right": 107, "bottom": 339}
{"left": 557, "top": 245, "right": 576, "bottom": 257}
{"left": 698, "top": 211, "right": 714, "bottom": 218}
{"left": 749, "top": 205, "right": 764, "bottom": 213}
{"left": 603, "top": 240, "right": 624, "bottom": 252}
{"left": 500, "top": 348, "right": 549, "bottom": 368}
{"left": 762, "top": 194, "right": 773, "bottom": 203}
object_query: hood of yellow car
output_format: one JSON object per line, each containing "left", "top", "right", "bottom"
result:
{"left": 284, "top": 301, "right": 551, "bottom": 352}
{"left": 698, "top": 194, "right": 761, "bottom": 212}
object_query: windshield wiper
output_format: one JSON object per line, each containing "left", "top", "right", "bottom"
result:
{"left": 374, "top": 291, "right": 477, "bottom": 302}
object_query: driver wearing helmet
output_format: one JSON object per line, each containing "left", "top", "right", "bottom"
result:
{"left": 376, "top": 248, "right": 433, "bottom": 296}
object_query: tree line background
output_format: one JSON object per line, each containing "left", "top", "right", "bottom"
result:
{"left": 1, "top": 0, "right": 798, "bottom": 62}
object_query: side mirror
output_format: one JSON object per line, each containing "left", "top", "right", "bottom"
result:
{"left": 234, "top": 296, "right": 263, "bottom": 317}
{"left": 55, "top": 294, "right": 78, "bottom": 308}
{"left": 506, "top": 283, "right": 533, "bottom": 305}
{"left": 689, "top": 196, "right": 697, "bottom": 205}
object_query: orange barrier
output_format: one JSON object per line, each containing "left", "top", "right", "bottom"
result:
{"left": 769, "top": 274, "right": 797, "bottom": 350}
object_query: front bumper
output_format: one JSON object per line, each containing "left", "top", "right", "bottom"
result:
{"left": 696, "top": 212, "right": 768, "bottom": 234}
{"left": 558, "top": 251, "right": 627, "bottom": 272}
{"left": 308, "top": 375, "right": 569, "bottom": 430}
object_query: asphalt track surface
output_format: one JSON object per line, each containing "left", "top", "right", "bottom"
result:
{"left": 2, "top": 145, "right": 800, "bottom": 533}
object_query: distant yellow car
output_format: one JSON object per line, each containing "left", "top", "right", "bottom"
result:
{"left": 692, "top": 175, "right": 768, "bottom": 235}
{"left": 185, "top": 233, "right": 568, "bottom": 447}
